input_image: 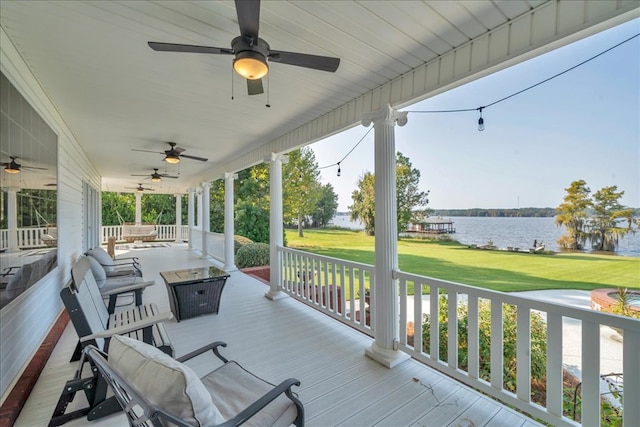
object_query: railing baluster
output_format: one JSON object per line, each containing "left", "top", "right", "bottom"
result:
{"left": 468, "top": 294, "right": 479, "bottom": 380}
{"left": 399, "top": 278, "right": 407, "bottom": 346}
{"left": 448, "top": 291, "right": 458, "bottom": 369}
{"left": 623, "top": 328, "right": 640, "bottom": 427}
{"left": 491, "top": 301, "right": 504, "bottom": 390}
{"left": 581, "top": 320, "right": 601, "bottom": 426}
{"left": 430, "top": 285, "right": 438, "bottom": 360}
{"left": 413, "top": 281, "right": 423, "bottom": 353}
{"left": 546, "top": 312, "right": 563, "bottom": 418}
{"left": 516, "top": 304, "right": 531, "bottom": 402}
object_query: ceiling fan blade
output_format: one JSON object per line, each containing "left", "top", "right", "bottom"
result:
{"left": 247, "top": 78, "right": 264, "bottom": 95}
{"left": 148, "top": 42, "right": 233, "bottom": 55}
{"left": 131, "top": 174, "right": 150, "bottom": 177}
{"left": 160, "top": 174, "right": 179, "bottom": 179}
{"left": 235, "top": 0, "right": 260, "bottom": 40}
{"left": 268, "top": 50, "right": 340, "bottom": 72}
{"left": 172, "top": 146, "right": 186, "bottom": 155}
{"left": 23, "top": 166, "right": 48, "bottom": 170}
{"left": 132, "top": 148, "right": 163, "bottom": 154}
{"left": 180, "top": 154, "right": 209, "bottom": 162}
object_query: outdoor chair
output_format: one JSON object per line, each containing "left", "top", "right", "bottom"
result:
{"left": 64, "top": 256, "right": 172, "bottom": 360}
{"left": 86, "top": 246, "right": 143, "bottom": 277}
{"left": 85, "top": 334, "right": 304, "bottom": 427}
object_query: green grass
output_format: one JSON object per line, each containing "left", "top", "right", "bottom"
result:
{"left": 286, "top": 229, "right": 640, "bottom": 292}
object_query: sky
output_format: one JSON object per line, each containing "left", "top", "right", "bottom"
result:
{"left": 310, "top": 19, "right": 640, "bottom": 212}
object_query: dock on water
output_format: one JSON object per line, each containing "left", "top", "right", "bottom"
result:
{"left": 404, "top": 217, "right": 456, "bottom": 235}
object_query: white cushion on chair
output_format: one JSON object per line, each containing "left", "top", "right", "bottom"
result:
{"left": 87, "top": 247, "right": 115, "bottom": 272}
{"left": 109, "top": 335, "right": 223, "bottom": 426}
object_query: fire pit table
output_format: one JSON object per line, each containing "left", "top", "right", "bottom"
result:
{"left": 160, "top": 266, "right": 230, "bottom": 321}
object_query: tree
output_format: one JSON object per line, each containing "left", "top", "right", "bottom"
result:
{"left": 349, "top": 152, "right": 430, "bottom": 236}
{"left": 555, "top": 180, "right": 592, "bottom": 250}
{"left": 141, "top": 194, "right": 175, "bottom": 224}
{"left": 208, "top": 179, "right": 225, "bottom": 233}
{"left": 311, "top": 183, "right": 339, "bottom": 227}
{"left": 349, "top": 172, "right": 376, "bottom": 235}
{"left": 395, "top": 152, "right": 430, "bottom": 233}
{"left": 282, "top": 148, "right": 322, "bottom": 237}
{"left": 588, "top": 185, "right": 635, "bottom": 251}
{"left": 102, "top": 192, "right": 135, "bottom": 225}
{"left": 235, "top": 163, "right": 270, "bottom": 243}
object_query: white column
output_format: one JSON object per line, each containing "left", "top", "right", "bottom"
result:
{"left": 6, "top": 188, "right": 19, "bottom": 252}
{"left": 201, "top": 182, "right": 211, "bottom": 258}
{"left": 265, "top": 153, "right": 289, "bottom": 300}
{"left": 135, "top": 192, "right": 142, "bottom": 225}
{"left": 223, "top": 173, "right": 238, "bottom": 271}
{"left": 187, "top": 190, "right": 195, "bottom": 249}
{"left": 362, "top": 104, "right": 410, "bottom": 368}
{"left": 196, "top": 190, "right": 203, "bottom": 228}
{"left": 174, "top": 194, "right": 182, "bottom": 243}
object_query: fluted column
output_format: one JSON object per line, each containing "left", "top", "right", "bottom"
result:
{"left": 362, "top": 104, "right": 410, "bottom": 368}
{"left": 134, "top": 192, "right": 142, "bottom": 225}
{"left": 201, "top": 182, "right": 211, "bottom": 258}
{"left": 187, "top": 190, "right": 195, "bottom": 249}
{"left": 6, "top": 188, "right": 19, "bottom": 252}
{"left": 265, "top": 153, "right": 289, "bottom": 300}
{"left": 174, "top": 194, "right": 182, "bottom": 242}
{"left": 223, "top": 173, "right": 238, "bottom": 271}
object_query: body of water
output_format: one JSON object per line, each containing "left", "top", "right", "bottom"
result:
{"left": 330, "top": 214, "right": 640, "bottom": 258}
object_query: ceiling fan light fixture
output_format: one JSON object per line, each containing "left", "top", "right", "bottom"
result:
{"left": 164, "top": 155, "right": 180, "bottom": 164}
{"left": 151, "top": 176, "right": 162, "bottom": 183}
{"left": 4, "top": 165, "right": 20, "bottom": 174}
{"left": 233, "top": 51, "right": 268, "bottom": 80}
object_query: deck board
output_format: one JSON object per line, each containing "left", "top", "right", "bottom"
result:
{"left": 14, "top": 244, "right": 542, "bottom": 427}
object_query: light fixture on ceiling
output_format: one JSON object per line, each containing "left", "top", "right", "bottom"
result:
{"left": 151, "top": 175, "right": 162, "bottom": 183}
{"left": 337, "top": 162, "right": 341, "bottom": 177}
{"left": 4, "top": 165, "right": 20, "bottom": 174}
{"left": 477, "top": 107, "right": 485, "bottom": 132}
{"left": 164, "top": 154, "right": 180, "bottom": 164}
{"left": 233, "top": 51, "right": 268, "bottom": 80}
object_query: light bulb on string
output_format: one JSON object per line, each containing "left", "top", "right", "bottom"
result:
{"left": 477, "top": 107, "right": 485, "bottom": 131}
{"left": 337, "top": 163, "right": 341, "bottom": 177}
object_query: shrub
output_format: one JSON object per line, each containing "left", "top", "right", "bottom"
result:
{"left": 236, "top": 242, "right": 270, "bottom": 268}
{"left": 233, "top": 235, "right": 254, "bottom": 254}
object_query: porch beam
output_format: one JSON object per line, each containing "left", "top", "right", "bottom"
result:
{"left": 362, "top": 105, "right": 409, "bottom": 368}
{"left": 265, "top": 153, "right": 288, "bottom": 300}
{"left": 223, "top": 173, "right": 237, "bottom": 271}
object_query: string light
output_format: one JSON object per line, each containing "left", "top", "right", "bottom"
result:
{"left": 317, "top": 33, "right": 638, "bottom": 169}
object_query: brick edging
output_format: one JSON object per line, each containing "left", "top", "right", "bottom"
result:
{"left": 0, "top": 310, "right": 69, "bottom": 426}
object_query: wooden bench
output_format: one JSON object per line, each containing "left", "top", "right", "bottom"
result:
{"left": 121, "top": 223, "right": 157, "bottom": 243}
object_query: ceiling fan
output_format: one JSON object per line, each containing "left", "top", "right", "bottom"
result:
{"left": 126, "top": 183, "right": 156, "bottom": 193}
{"left": 131, "top": 168, "right": 179, "bottom": 183}
{"left": 132, "top": 142, "right": 208, "bottom": 164}
{"left": 147, "top": 0, "right": 340, "bottom": 95}
{"left": 2, "top": 156, "right": 48, "bottom": 174}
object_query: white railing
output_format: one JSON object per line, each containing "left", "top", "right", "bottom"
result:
{"left": 205, "top": 232, "right": 225, "bottom": 262}
{"left": 277, "top": 247, "right": 639, "bottom": 427}
{"left": 279, "top": 247, "right": 374, "bottom": 335}
{"left": 0, "top": 227, "right": 48, "bottom": 249}
{"left": 100, "top": 225, "right": 188, "bottom": 244}
{"left": 0, "top": 229, "right": 7, "bottom": 251}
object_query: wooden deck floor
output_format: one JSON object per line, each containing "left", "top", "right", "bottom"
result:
{"left": 15, "top": 244, "right": 541, "bottom": 427}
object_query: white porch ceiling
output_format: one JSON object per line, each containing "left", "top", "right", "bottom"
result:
{"left": 1, "top": 0, "right": 637, "bottom": 194}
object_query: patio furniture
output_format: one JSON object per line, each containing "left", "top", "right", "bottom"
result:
{"left": 122, "top": 223, "right": 157, "bottom": 243}
{"left": 86, "top": 246, "right": 143, "bottom": 277}
{"left": 41, "top": 226, "right": 57, "bottom": 247}
{"left": 85, "top": 334, "right": 304, "bottom": 426}
{"left": 160, "top": 266, "right": 230, "bottom": 321}
{"left": 63, "top": 256, "right": 173, "bottom": 361}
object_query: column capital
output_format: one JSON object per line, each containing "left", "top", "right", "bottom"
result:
{"left": 201, "top": 181, "right": 211, "bottom": 189}
{"left": 264, "top": 153, "right": 289, "bottom": 164}
{"left": 361, "top": 104, "right": 408, "bottom": 128}
{"left": 223, "top": 172, "right": 238, "bottom": 180}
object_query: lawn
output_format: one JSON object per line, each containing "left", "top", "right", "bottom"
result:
{"left": 285, "top": 228, "right": 640, "bottom": 292}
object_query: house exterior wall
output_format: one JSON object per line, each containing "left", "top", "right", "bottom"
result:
{"left": 0, "top": 27, "right": 101, "bottom": 400}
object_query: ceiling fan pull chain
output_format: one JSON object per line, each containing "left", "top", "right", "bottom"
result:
{"left": 265, "top": 74, "right": 270, "bottom": 108}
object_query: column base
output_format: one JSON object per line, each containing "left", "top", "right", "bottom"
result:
{"left": 223, "top": 264, "right": 238, "bottom": 272}
{"left": 365, "top": 342, "right": 410, "bottom": 368}
{"left": 264, "top": 289, "right": 289, "bottom": 300}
